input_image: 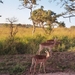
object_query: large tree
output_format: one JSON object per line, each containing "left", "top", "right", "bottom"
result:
{"left": 19, "top": 0, "right": 39, "bottom": 14}
{"left": 19, "top": 0, "right": 67, "bottom": 33}
{"left": 30, "top": 7, "right": 65, "bottom": 34}
{"left": 19, "top": 0, "right": 40, "bottom": 34}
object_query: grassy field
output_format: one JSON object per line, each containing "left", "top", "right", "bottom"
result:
{"left": 0, "top": 26, "right": 75, "bottom": 74}
{"left": 0, "top": 26, "right": 75, "bottom": 53}
{"left": 0, "top": 26, "right": 44, "bottom": 39}
{"left": 0, "top": 26, "right": 75, "bottom": 39}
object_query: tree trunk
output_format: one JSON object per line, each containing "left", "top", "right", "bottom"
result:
{"left": 10, "top": 23, "right": 13, "bottom": 38}
{"left": 32, "top": 21, "right": 35, "bottom": 36}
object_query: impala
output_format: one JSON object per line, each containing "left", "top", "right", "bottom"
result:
{"left": 30, "top": 50, "right": 50, "bottom": 73}
{"left": 37, "top": 39, "right": 61, "bottom": 54}
{"left": 37, "top": 39, "right": 55, "bottom": 55}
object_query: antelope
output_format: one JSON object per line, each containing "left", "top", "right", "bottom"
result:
{"left": 37, "top": 39, "right": 61, "bottom": 55}
{"left": 37, "top": 39, "right": 55, "bottom": 55}
{"left": 30, "top": 50, "right": 50, "bottom": 73}
{"left": 47, "top": 39, "right": 61, "bottom": 46}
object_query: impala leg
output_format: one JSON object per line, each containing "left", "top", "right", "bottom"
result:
{"left": 30, "top": 58, "right": 35, "bottom": 73}
{"left": 43, "top": 63, "right": 46, "bottom": 73}
{"left": 34, "top": 62, "right": 37, "bottom": 73}
{"left": 39, "top": 62, "right": 42, "bottom": 73}
{"left": 30, "top": 64, "right": 33, "bottom": 73}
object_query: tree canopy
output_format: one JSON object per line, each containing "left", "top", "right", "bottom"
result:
{"left": 30, "top": 7, "right": 65, "bottom": 34}
{"left": 19, "top": 0, "right": 74, "bottom": 34}
{"left": 19, "top": 0, "right": 39, "bottom": 13}
{"left": 20, "top": 0, "right": 75, "bottom": 18}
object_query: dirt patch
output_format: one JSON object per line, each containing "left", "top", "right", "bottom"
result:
{"left": 0, "top": 52, "right": 75, "bottom": 75}
{"left": 23, "top": 52, "right": 75, "bottom": 75}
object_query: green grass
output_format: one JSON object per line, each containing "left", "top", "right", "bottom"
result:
{"left": 0, "top": 26, "right": 75, "bottom": 54}
{"left": 0, "top": 55, "right": 31, "bottom": 75}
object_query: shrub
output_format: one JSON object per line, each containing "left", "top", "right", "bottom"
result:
{"left": 10, "top": 65, "right": 24, "bottom": 75}
{"left": 1, "top": 34, "right": 75, "bottom": 55}
{"left": 24, "top": 35, "right": 46, "bottom": 54}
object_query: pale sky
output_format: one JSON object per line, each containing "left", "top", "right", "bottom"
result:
{"left": 0, "top": 0, "right": 75, "bottom": 28}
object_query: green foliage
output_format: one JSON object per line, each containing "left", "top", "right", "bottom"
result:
{"left": 0, "top": 34, "right": 46, "bottom": 55}
{"left": 1, "top": 38, "right": 27, "bottom": 55}
{"left": 0, "top": 35, "right": 75, "bottom": 55}
{"left": 24, "top": 35, "right": 46, "bottom": 54}
{"left": 20, "top": 0, "right": 37, "bottom": 5}
{"left": 0, "top": 54, "right": 31, "bottom": 74}
{"left": 0, "top": 27, "right": 75, "bottom": 55}
{"left": 31, "top": 7, "right": 64, "bottom": 34}
{"left": 58, "top": 21, "right": 65, "bottom": 27}
{"left": 10, "top": 64, "right": 24, "bottom": 75}
{"left": 31, "top": 8, "right": 57, "bottom": 24}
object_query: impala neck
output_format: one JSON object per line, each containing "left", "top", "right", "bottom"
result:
{"left": 46, "top": 51, "right": 50, "bottom": 58}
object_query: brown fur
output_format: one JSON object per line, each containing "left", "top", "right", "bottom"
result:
{"left": 30, "top": 50, "right": 49, "bottom": 73}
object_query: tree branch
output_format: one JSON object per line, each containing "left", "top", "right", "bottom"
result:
{"left": 0, "top": 0, "right": 3, "bottom": 3}
{"left": 63, "top": 14, "right": 75, "bottom": 18}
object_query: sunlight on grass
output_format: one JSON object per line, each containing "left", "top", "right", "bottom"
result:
{"left": 0, "top": 26, "right": 75, "bottom": 40}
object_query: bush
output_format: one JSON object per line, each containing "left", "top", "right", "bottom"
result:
{"left": 1, "top": 35, "right": 75, "bottom": 55}
{"left": 0, "top": 35, "right": 46, "bottom": 55}
{"left": 10, "top": 65, "right": 24, "bottom": 75}
{"left": 24, "top": 35, "right": 46, "bottom": 54}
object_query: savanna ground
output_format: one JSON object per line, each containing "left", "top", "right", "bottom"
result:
{"left": 0, "top": 25, "right": 75, "bottom": 75}
{"left": 0, "top": 52, "right": 75, "bottom": 75}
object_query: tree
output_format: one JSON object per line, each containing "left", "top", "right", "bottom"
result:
{"left": 50, "top": 0, "right": 75, "bottom": 18}
{"left": 30, "top": 7, "right": 65, "bottom": 34}
{"left": 19, "top": 0, "right": 40, "bottom": 35}
{"left": 6, "top": 17, "right": 18, "bottom": 39}
{"left": 19, "top": 0, "right": 67, "bottom": 34}
{"left": 19, "top": 0, "right": 38, "bottom": 14}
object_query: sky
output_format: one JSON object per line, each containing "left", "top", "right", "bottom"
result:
{"left": 0, "top": 0, "right": 75, "bottom": 28}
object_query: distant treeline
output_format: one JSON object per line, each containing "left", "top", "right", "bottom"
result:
{"left": 0, "top": 23, "right": 75, "bottom": 28}
{"left": 0, "top": 23, "right": 33, "bottom": 28}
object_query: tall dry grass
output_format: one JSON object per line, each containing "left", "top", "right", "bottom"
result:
{"left": 0, "top": 26, "right": 75, "bottom": 40}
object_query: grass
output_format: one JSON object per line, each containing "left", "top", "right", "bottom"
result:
{"left": 0, "top": 26, "right": 75, "bottom": 40}
{"left": 0, "top": 26, "right": 75, "bottom": 53}
{"left": 0, "top": 26, "right": 75, "bottom": 74}
{"left": 0, "top": 55, "right": 31, "bottom": 75}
